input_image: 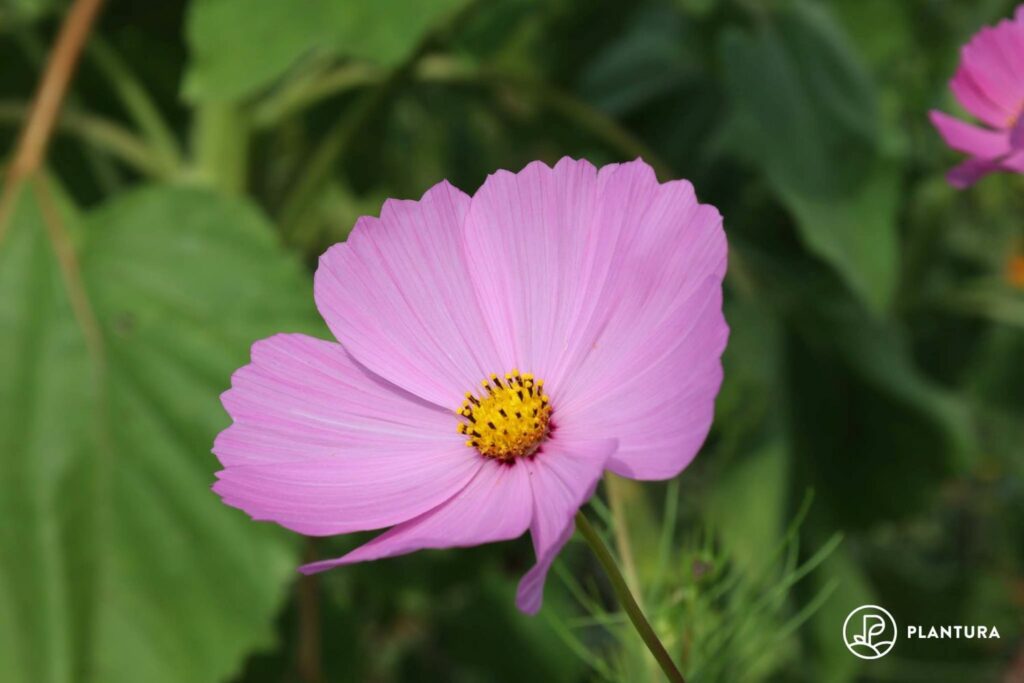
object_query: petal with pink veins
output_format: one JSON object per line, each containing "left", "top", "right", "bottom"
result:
{"left": 300, "top": 457, "right": 534, "bottom": 572}
{"left": 314, "top": 181, "right": 502, "bottom": 408}
{"left": 549, "top": 160, "right": 727, "bottom": 479}
{"left": 562, "top": 279, "right": 726, "bottom": 479}
{"left": 463, "top": 157, "right": 609, "bottom": 387}
{"left": 213, "top": 448, "right": 481, "bottom": 536}
{"left": 516, "top": 436, "right": 617, "bottom": 614}
{"left": 213, "top": 333, "right": 481, "bottom": 535}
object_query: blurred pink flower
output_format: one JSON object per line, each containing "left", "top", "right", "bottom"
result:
{"left": 212, "top": 157, "right": 727, "bottom": 613}
{"left": 930, "top": 6, "right": 1024, "bottom": 188}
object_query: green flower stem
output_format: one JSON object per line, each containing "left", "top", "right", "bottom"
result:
{"left": 575, "top": 510, "right": 686, "bottom": 683}
{"left": 191, "top": 101, "right": 248, "bottom": 194}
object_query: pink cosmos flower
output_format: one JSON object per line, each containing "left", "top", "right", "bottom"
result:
{"left": 930, "top": 6, "right": 1024, "bottom": 188}
{"left": 212, "top": 157, "right": 727, "bottom": 614}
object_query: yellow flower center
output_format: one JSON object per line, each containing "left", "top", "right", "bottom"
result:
{"left": 457, "top": 370, "right": 552, "bottom": 462}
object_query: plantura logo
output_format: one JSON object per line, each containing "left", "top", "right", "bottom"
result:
{"left": 843, "top": 605, "right": 898, "bottom": 660}
{"left": 842, "top": 605, "right": 1002, "bottom": 660}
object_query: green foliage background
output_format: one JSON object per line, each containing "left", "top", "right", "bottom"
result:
{"left": 1, "top": 0, "right": 1022, "bottom": 681}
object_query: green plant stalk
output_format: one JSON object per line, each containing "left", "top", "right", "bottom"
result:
{"left": 604, "top": 474, "right": 660, "bottom": 683}
{"left": 191, "top": 101, "right": 248, "bottom": 194}
{"left": 575, "top": 511, "right": 686, "bottom": 683}
{"left": 604, "top": 475, "right": 644, "bottom": 601}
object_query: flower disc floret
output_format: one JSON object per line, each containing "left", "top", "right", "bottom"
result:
{"left": 457, "top": 370, "right": 551, "bottom": 462}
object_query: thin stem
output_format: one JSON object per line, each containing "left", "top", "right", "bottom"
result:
{"left": 604, "top": 474, "right": 645, "bottom": 604}
{"left": 4, "top": 0, "right": 105, "bottom": 183}
{"left": 0, "top": 101, "right": 174, "bottom": 178}
{"left": 604, "top": 474, "right": 659, "bottom": 683}
{"left": 0, "top": 0, "right": 105, "bottom": 243}
{"left": 575, "top": 511, "right": 686, "bottom": 683}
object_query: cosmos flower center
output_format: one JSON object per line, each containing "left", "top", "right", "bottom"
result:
{"left": 457, "top": 370, "right": 552, "bottom": 462}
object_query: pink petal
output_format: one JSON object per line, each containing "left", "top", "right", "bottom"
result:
{"left": 548, "top": 161, "right": 727, "bottom": 479}
{"left": 561, "top": 277, "right": 727, "bottom": 480}
{"left": 929, "top": 110, "right": 1009, "bottom": 157}
{"left": 950, "top": 14, "right": 1024, "bottom": 127}
{"left": 213, "top": 450, "right": 480, "bottom": 536}
{"left": 516, "top": 437, "right": 616, "bottom": 614}
{"left": 300, "top": 457, "right": 533, "bottom": 572}
{"left": 213, "top": 333, "right": 481, "bottom": 535}
{"left": 947, "top": 156, "right": 1002, "bottom": 188}
{"left": 462, "top": 158, "right": 608, "bottom": 387}
{"left": 314, "top": 181, "right": 502, "bottom": 408}
{"left": 958, "top": 20, "right": 1024, "bottom": 121}
{"left": 994, "top": 19, "right": 1024, "bottom": 84}
{"left": 962, "top": 30, "right": 1022, "bottom": 114}
{"left": 951, "top": 66, "right": 1014, "bottom": 128}
{"left": 217, "top": 334, "right": 460, "bottom": 465}
{"left": 1002, "top": 149, "right": 1024, "bottom": 171}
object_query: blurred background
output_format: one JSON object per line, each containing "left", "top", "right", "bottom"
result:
{"left": 1, "top": 0, "right": 1023, "bottom": 681}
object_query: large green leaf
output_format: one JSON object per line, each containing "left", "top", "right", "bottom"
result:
{"left": 720, "top": 2, "right": 898, "bottom": 313}
{"left": 184, "top": 0, "right": 466, "bottom": 102}
{"left": 0, "top": 182, "right": 321, "bottom": 683}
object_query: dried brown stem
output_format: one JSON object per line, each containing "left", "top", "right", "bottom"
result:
{"left": 1, "top": 0, "right": 105, "bottom": 243}
{"left": 6, "top": 0, "right": 105, "bottom": 182}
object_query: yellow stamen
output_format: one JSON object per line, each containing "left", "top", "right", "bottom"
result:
{"left": 456, "top": 369, "right": 552, "bottom": 462}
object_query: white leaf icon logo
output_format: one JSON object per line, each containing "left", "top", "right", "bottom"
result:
{"left": 864, "top": 614, "right": 886, "bottom": 641}
{"left": 843, "top": 606, "right": 898, "bottom": 660}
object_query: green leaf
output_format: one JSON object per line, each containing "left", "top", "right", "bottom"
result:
{"left": 720, "top": 2, "right": 898, "bottom": 313}
{"left": 184, "top": 0, "right": 466, "bottom": 102}
{"left": 184, "top": 0, "right": 332, "bottom": 103}
{"left": 323, "top": 0, "right": 465, "bottom": 67}
{"left": 776, "top": 164, "right": 900, "bottom": 316}
{"left": 0, "top": 185, "right": 93, "bottom": 683}
{"left": 0, "top": 182, "right": 321, "bottom": 683}
{"left": 578, "top": 5, "right": 696, "bottom": 115}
